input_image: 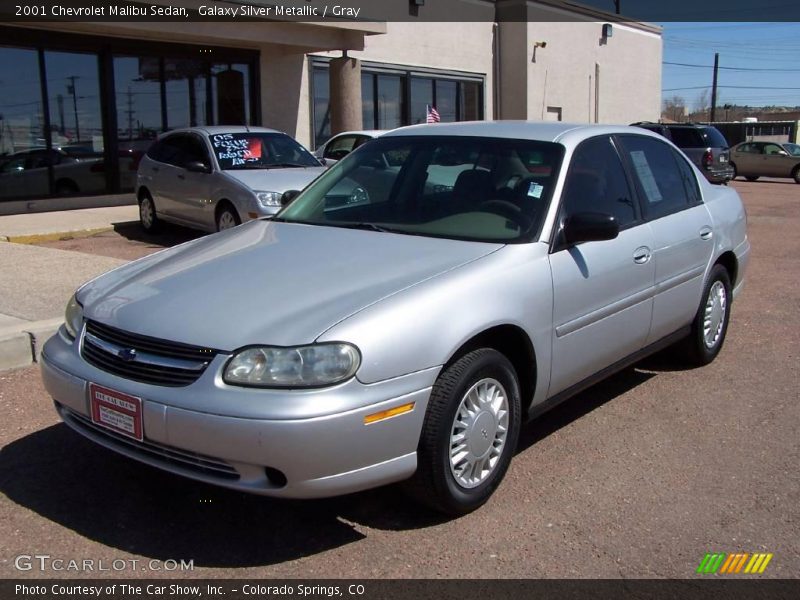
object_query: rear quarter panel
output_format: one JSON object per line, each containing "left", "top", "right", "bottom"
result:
{"left": 702, "top": 181, "right": 749, "bottom": 288}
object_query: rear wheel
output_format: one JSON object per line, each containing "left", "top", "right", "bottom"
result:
{"left": 404, "top": 348, "right": 521, "bottom": 515}
{"left": 681, "top": 264, "right": 732, "bottom": 366}
{"left": 745, "top": 175, "right": 759, "bottom": 182}
{"left": 138, "top": 192, "right": 160, "bottom": 233}
{"left": 792, "top": 166, "right": 800, "bottom": 184}
{"left": 729, "top": 162, "right": 737, "bottom": 179}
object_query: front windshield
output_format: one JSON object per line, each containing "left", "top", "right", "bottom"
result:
{"left": 210, "top": 132, "right": 319, "bottom": 170}
{"left": 784, "top": 143, "right": 800, "bottom": 157}
{"left": 275, "top": 136, "right": 565, "bottom": 243}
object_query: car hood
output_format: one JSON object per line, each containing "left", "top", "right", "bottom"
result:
{"left": 78, "top": 221, "right": 502, "bottom": 351}
{"left": 221, "top": 166, "right": 325, "bottom": 192}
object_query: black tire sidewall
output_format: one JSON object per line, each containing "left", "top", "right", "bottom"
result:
{"left": 429, "top": 350, "right": 521, "bottom": 513}
{"left": 216, "top": 204, "right": 240, "bottom": 231}
{"left": 139, "top": 195, "right": 157, "bottom": 232}
{"left": 692, "top": 265, "right": 732, "bottom": 364}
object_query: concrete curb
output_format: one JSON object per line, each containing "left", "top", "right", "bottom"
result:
{"left": 0, "top": 317, "right": 63, "bottom": 372}
{"left": 1, "top": 224, "right": 137, "bottom": 245}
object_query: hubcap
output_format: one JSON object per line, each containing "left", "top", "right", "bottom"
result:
{"left": 140, "top": 199, "right": 153, "bottom": 228}
{"left": 703, "top": 280, "right": 727, "bottom": 349}
{"left": 449, "top": 377, "right": 509, "bottom": 489}
{"left": 218, "top": 211, "right": 237, "bottom": 230}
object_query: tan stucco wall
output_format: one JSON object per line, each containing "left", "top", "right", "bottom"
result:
{"left": 523, "top": 20, "right": 662, "bottom": 124}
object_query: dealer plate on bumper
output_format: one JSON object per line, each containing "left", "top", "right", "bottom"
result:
{"left": 89, "top": 383, "right": 143, "bottom": 441}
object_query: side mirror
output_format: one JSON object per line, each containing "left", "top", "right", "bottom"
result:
{"left": 562, "top": 212, "right": 619, "bottom": 247}
{"left": 185, "top": 160, "right": 211, "bottom": 174}
{"left": 281, "top": 189, "right": 301, "bottom": 206}
{"left": 319, "top": 157, "right": 330, "bottom": 167}
{"left": 778, "top": 150, "right": 789, "bottom": 156}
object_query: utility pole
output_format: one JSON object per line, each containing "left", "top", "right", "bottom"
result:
{"left": 66, "top": 76, "right": 80, "bottom": 142}
{"left": 710, "top": 53, "right": 719, "bottom": 122}
{"left": 614, "top": 1, "right": 621, "bottom": 14}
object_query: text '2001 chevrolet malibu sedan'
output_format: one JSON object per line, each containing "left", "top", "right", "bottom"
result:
{"left": 41, "top": 122, "right": 750, "bottom": 515}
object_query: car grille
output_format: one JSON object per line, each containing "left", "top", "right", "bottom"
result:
{"left": 58, "top": 403, "right": 240, "bottom": 481}
{"left": 81, "top": 320, "right": 218, "bottom": 387}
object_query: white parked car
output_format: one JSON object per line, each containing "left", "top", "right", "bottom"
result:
{"left": 136, "top": 126, "right": 325, "bottom": 233}
{"left": 314, "top": 130, "right": 387, "bottom": 166}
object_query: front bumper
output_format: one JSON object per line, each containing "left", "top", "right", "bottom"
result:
{"left": 41, "top": 328, "right": 435, "bottom": 498}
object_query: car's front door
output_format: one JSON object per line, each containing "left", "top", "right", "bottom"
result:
{"left": 762, "top": 142, "right": 796, "bottom": 177}
{"left": 548, "top": 135, "right": 655, "bottom": 397}
{"left": 616, "top": 135, "right": 715, "bottom": 345}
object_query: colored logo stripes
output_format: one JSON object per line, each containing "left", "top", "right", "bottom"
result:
{"left": 696, "top": 552, "right": 773, "bottom": 574}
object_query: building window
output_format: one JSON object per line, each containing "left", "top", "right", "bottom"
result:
{"left": 0, "top": 28, "right": 257, "bottom": 203}
{"left": 312, "top": 62, "right": 484, "bottom": 148}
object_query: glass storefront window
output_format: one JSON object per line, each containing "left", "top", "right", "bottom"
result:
{"left": 460, "top": 80, "right": 482, "bottom": 121}
{"left": 212, "top": 63, "right": 251, "bottom": 126}
{"left": 376, "top": 74, "right": 402, "bottom": 130}
{"left": 0, "top": 47, "right": 46, "bottom": 199}
{"left": 361, "top": 72, "right": 375, "bottom": 131}
{"left": 436, "top": 80, "right": 457, "bottom": 123}
{"left": 164, "top": 59, "right": 209, "bottom": 129}
{"left": 313, "top": 67, "right": 331, "bottom": 148}
{"left": 410, "top": 78, "right": 433, "bottom": 125}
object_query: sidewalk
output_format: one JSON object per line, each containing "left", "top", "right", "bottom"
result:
{"left": 0, "top": 206, "right": 135, "bottom": 371}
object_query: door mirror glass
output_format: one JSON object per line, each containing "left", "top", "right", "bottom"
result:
{"left": 185, "top": 160, "right": 211, "bottom": 173}
{"left": 562, "top": 212, "right": 619, "bottom": 246}
{"left": 281, "top": 189, "right": 301, "bottom": 206}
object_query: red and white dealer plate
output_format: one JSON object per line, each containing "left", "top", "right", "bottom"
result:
{"left": 89, "top": 383, "right": 143, "bottom": 441}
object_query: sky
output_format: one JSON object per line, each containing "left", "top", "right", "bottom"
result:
{"left": 659, "top": 22, "right": 800, "bottom": 109}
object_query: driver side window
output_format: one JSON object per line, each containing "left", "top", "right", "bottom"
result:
{"left": 561, "top": 136, "right": 637, "bottom": 228}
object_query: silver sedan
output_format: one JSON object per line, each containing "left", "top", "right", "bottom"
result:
{"left": 136, "top": 126, "right": 325, "bottom": 233}
{"left": 42, "top": 122, "right": 750, "bottom": 515}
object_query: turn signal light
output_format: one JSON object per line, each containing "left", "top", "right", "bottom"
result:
{"left": 364, "top": 402, "right": 415, "bottom": 425}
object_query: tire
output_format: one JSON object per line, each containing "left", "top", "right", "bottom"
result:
{"left": 55, "top": 179, "right": 79, "bottom": 196}
{"left": 792, "top": 166, "right": 800, "bottom": 184}
{"left": 681, "top": 264, "right": 732, "bottom": 366}
{"left": 216, "top": 203, "right": 241, "bottom": 231}
{"left": 404, "top": 348, "right": 521, "bottom": 515}
{"left": 745, "top": 175, "right": 759, "bottom": 182}
{"left": 138, "top": 192, "right": 160, "bottom": 233}
{"left": 729, "top": 162, "right": 737, "bottom": 180}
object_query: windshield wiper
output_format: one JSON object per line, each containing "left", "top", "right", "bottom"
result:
{"left": 263, "top": 162, "right": 311, "bottom": 169}
{"left": 334, "top": 222, "right": 404, "bottom": 234}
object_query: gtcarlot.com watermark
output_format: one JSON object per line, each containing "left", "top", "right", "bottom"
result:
{"left": 14, "top": 554, "right": 194, "bottom": 573}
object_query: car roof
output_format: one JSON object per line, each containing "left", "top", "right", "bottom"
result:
{"left": 382, "top": 121, "right": 666, "bottom": 145}
{"left": 329, "top": 130, "right": 389, "bottom": 138}
{"left": 165, "top": 126, "right": 284, "bottom": 136}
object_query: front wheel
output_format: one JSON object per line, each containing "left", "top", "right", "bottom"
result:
{"left": 681, "top": 264, "right": 732, "bottom": 366}
{"left": 216, "top": 203, "right": 241, "bottom": 231}
{"left": 404, "top": 348, "right": 521, "bottom": 515}
{"left": 729, "top": 162, "right": 737, "bottom": 179}
{"left": 745, "top": 175, "right": 759, "bottom": 182}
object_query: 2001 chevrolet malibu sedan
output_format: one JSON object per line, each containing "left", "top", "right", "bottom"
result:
{"left": 42, "top": 122, "right": 750, "bottom": 515}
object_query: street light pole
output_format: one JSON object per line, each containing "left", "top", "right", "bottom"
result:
{"left": 710, "top": 53, "right": 719, "bottom": 122}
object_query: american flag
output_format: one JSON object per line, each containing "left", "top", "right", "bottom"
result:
{"left": 426, "top": 105, "right": 440, "bottom": 123}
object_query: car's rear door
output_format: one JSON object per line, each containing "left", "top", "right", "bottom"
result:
{"left": 548, "top": 135, "right": 655, "bottom": 396}
{"left": 616, "top": 135, "right": 715, "bottom": 345}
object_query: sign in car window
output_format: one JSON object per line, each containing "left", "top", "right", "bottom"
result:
{"left": 629, "top": 150, "right": 663, "bottom": 204}
{"left": 211, "top": 133, "right": 265, "bottom": 168}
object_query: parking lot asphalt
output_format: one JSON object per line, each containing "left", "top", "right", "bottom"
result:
{"left": 0, "top": 180, "right": 798, "bottom": 579}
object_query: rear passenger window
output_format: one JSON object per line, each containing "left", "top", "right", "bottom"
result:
{"left": 561, "top": 136, "right": 637, "bottom": 228}
{"left": 668, "top": 128, "right": 704, "bottom": 148}
{"left": 619, "top": 136, "right": 693, "bottom": 219}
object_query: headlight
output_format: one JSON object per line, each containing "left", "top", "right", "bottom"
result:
{"left": 64, "top": 294, "right": 83, "bottom": 339}
{"left": 223, "top": 343, "right": 360, "bottom": 388}
{"left": 255, "top": 191, "right": 282, "bottom": 208}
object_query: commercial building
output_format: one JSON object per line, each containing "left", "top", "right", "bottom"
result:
{"left": 0, "top": 0, "right": 661, "bottom": 211}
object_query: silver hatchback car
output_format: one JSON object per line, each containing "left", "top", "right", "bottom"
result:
{"left": 137, "top": 126, "right": 325, "bottom": 233}
{"left": 42, "top": 122, "right": 750, "bottom": 515}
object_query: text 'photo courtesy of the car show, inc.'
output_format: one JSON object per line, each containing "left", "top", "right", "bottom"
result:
{"left": 0, "top": 1, "right": 798, "bottom": 600}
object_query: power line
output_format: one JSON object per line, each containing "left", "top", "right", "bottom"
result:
{"left": 664, "top": 85, "right": 800, "bottom": 91}
{"left": 663, "top": 61, "right": 800, "bottom": 72}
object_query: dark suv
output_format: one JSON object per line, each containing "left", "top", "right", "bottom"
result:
{"left": 631, "top": 122, "right": 734, "bottom": 184}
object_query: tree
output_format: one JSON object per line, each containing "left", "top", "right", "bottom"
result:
{"left": 662, "top": 95, "right": 687, "bottom": 122}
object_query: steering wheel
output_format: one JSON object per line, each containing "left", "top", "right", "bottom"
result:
{"left": 478, "top": 199, "right": 534, "bottom": 230}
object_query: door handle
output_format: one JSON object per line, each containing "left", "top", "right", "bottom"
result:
{"left": 633, "top": 246, "right": 652, "bottom": 264}
{"left": 699, "top": 227, "right": 713, "bottom": 241}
